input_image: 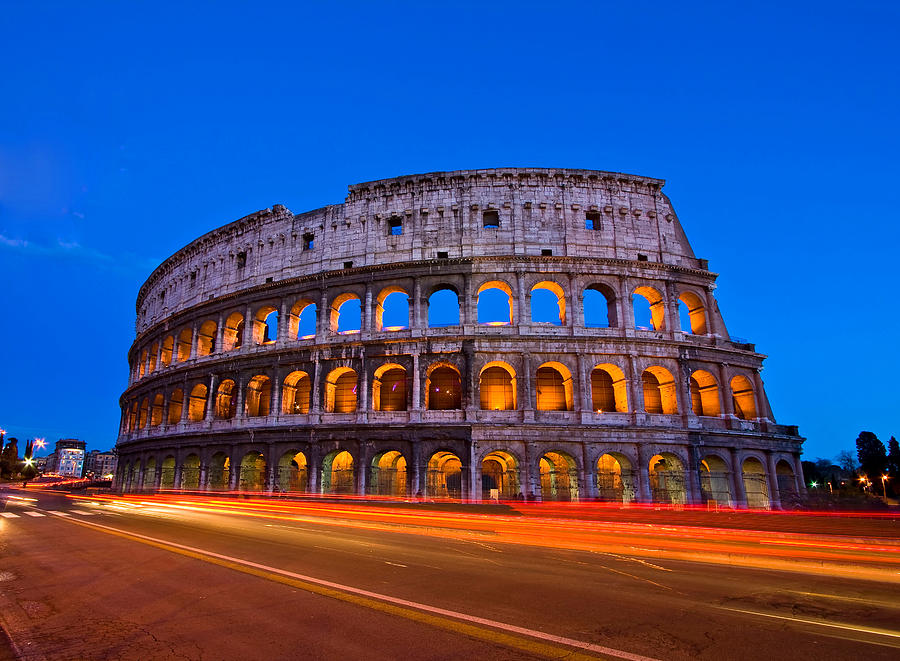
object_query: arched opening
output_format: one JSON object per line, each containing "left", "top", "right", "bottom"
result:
{"left": 159, "top": 456, "right": 176, "bottom": 489}
{"left": 138, "top": 349, "right": 148, "bottom": 377}
{"left": 742, "top": 457, "right": 769, "bottom": 509}
{"left": 690, "top": 370, "right": 721, "bottom": 416}
{"left": 239, "top": 452, "right": 266, "bottom": 491}
{"left": 223, "top": 312, "right": 244, "bottom": 351}
{"left": 325, "top": 368, "right": 358, "bottom": 413}
{"left": 373, "top": 364, "right": 407, "bottom": 411}
{"left": 370, "top": 450, "right": 407, "bottom": 497}
{"left": 181, "top": 454, "right": 201, "bottom": 490}
{"left": 215, "top": 379, "right": 237, "bottom": 419}
{"left": 277, "top": 451, "right": 308, "bottom": 492}
{"left": 176, "top": 327, "right": 193, "bottom": 362}
{"left": 426, "top": 364, "right": 462, "bottom": 410}
{"left": 699, "top": 455, "right": 733, "bottom": 506}
{"left": 583, "top": 284, "right": 617, "bottom": 328}
{"left": 281, "top": 371, "right": 311, "bottom": 414}
{"left": 530, "top": 281, "right": 565, "bottom": 325}
{"left": 591, "top": 364, "right": 628, "bottom": 413}
{"left": 376, "top": 288, "right": 410, "bottom": 331}
{"left": 633, "top": 286, "right": 665, "bottom": 330}
{"left": 481, "top": 450, "right": 519, "bottom": 500}
{"left": 477, "top": 281, "right": 513, "bottom": 325}
{"left": 290, "top": 299, "right": 317, "bottom": 339}
{"left": 678, "top": 291, "right": 708, "bottom": 335}
{"left": 245, "top": 375, "right": 272, "bottom": 417}
{"left": 642, "top": 366, "right": 678, "bottom": 414}
{"left": 143, "top": 457, "right": 156, "bottom": 491}
{"left": 167, "top": 389, "right": 184, "bottom": 425}
{"left": 776, "top": 460, "right": 799, "bottom": 501}
{"left": 253, "top": 305, "right": 278, "bottom": 344}
{"left": 321, "top": 450, "right": 355, "bottom": 494}
{"left": 197, "top": 320, "right": 217, "bottom": 356}
{"left": 130, "top": 460, "right": 141, "bottom": 491}
{"left": 148, "top": 342, "right": 158, "bottom": 373}
{"left": 426, "top": 451, "right": 462, "bottom": 499}
{"left": 649, "top": 453, "right": 686, "bottom": 504}
{"left": 188, "top": 384, "right": 207, "bottom": 421}
{"left": 479, "top": 362, "right": 517, "bottom": 410}
{"left": 596, "top": 453, "right": 635, "bottom": 503}
{"left": 137, "top": 398, "right": 149, "bottom": 428}
{"left": 150, "top": 393, "right": 164, "bottom": 427}
{"left": 535, "top": 362, "right": 573, "bottom": 411}
{"left": 428, "top": 287, "right": 460, "bottom": 327}
{"left": 161, "top": 336, "right": 174, "bottom": 366}
{"left": 539, "top": 451, "right": 578, "bottom": 501}
{"left": 207, "top": 453, "right": 230, "bottom": 491}
{"left": 330, "top": 293, "right": 361, "bottom": 334}
{"left": 731, "top": 375, "right": 758, "bottom": 420}
{"left": 128, "top": 402, "right": 138, "bottom": 432}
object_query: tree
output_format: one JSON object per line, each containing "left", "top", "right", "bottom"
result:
{"left": 887, "top": 436, "right": 900, "bottom": 476}
{"left": 836, "top": 450, "right": 858, "bottom": 474}
{"left": 856, "top": 431, "right": 887, "bottom": 480}
{"left": 1, "top": 438, "right": 20, "bottom": 479}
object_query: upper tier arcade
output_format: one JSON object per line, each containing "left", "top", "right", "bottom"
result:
{"left": 135, "top": 168, "right": 700, "bottom": 334}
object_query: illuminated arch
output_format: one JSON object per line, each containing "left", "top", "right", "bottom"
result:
{"left": 138, "top": 349, "right": 148, "bottom": 377}
{"left": 591, "top": 364, "right": 628, "bottom": 413}
{"left": 596, "top": 453, "right": 635, "bottom": 503}
{"left": 330, "top": 293, "right": 361, "bottom": 334}
{"left": 375, "top": 286, "right": 410, "bottom": 331}
{"left": 148, "top": 342, "right": 158, "bottom": 373}
{"left": 167, "top": 388, "right": 184, "bottom": 425}
{"left": 159, "top": 455, "right": 176, "bottom": 489}
{"left": 176, "top": 327, "right": 193, "bottom": 362}
{"left": 699, "top": 454, "right": 733, "bottom": 505}
{"left": 150, "top": 393, "right": 164, "bottom": 427}
{"left": 252, "top": 305, "right": 278, "bottom": 344}
{"left": 642, "top": 366, "right": 678, "bottom": 414}
{"left": 187, "top": 383, "right": 207, "bottom": 421}
{"left": 649, "top": 453, "right": 686, "bottom": 504}
{"left": 776, "top": 460, "right": 799, "bottom": 500}
{"left": 215, "top": 379, "right": 237, "bottom": 419}
{"left": 481, "top": 450, "right": 520, "bottom": 499}
{"left": 476, "top": 280, "right": 514, "bottom": 325}
{"left": 369, "top": 450, "right": 407, "bottom": 497}
{"left": 426, "top": 451, "right": 462, "bottom": 499}
{"left": 142, "top": 456, "right": 156, "bottom": 490}
{"left": 373, "top": 363, "right": 407, "bottom": 411}
{"left": 239, "top": 451, "right": 266, "bottom": 491}
{"left": 197, "top": 320, "right": 217, "bottom": 356}
{"left": 633, "top": 286, "right": 666, "bottom": 330}
{"left": 321, "top": 450, "right": 355, "bottom": 494}
{"left": 245, "top": 375, "right": 272, "bottom": 417}
{"left": 181, "top": 454, "right": 201, "bottom": 490}
{"left": 690, "top": 370, "right": 721, "bottom": 416}
{"left": 428, "top": 287, "right": 460, "bottom": 327}
{"left": 160, "top": 335, "right": 174, "bottom": 366}
{"left": 289, "top": 298, "right": 317, "bottom": 339}
{"left": 207, "top": 452, "right": 230, "bottom": 491}
{"left": 425, "top": 363, "right": 461, "bottom": 410}
{"left": 530, "top": 281, "right": 566, "bottom": 325}
{"left": 325, "top": 367, "right": 358, "bottom": 413}
{"left": 479, "top": 361, "right": 517, "bottom": 410}
{"left": 223, "top": 312, "right": 244, "bottom": 351}
{"left": 281, "top": 371, "right": 311, "bottom": 415}
{"left": 277, "top": 451, "right": 308, "bottom": 492}
{"left": 539, "top": 451, "right": 578, "bottom": 501}
{"left": 731, "top": 375, "right": 758, "bottom": 420}
{"left": 678, "top": 291, "right": 707, "bottom": 335}
{"left": 535, "top": 361, "right": 573, "bottom": 411}
{"left": 742, "top": 456, "right": 769, "bottom": 508}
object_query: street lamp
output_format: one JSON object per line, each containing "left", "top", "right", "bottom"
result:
{"left": 882, "top": 474, "right": 891, "bottom": 499}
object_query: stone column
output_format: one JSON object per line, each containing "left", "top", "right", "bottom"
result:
{"left": 665, "top": 280, "right": 680, "bottom": 334}
{"left": 620, "top": 277, "right": 633, "bottom": 330}
{"left": 636, "top": 443, "right": 653, "bottom": 503}
{"left": 410, "top": 442, "right": 422, "bottom": 496}
{"left": 627, "top": 354, "right": 642, "bottom": 415}
{"left": 412, "top": 279, "right": 423, "bottom": 330}
{"left": 189, "top": 323, "right": 199, "bottom": 359}
{"left": 155, "top": 342, "right": 163, "bottom": 373}
{"left": 753, "top": 369, "right": 771, "bottom": 420}
{"left": 363, "top": 284, "right": 373, "bottom": 332}
{"left": 317, "top": 291, "right": 329, "bottom": 340}
{"left": 523, "top": 442, "right": 537, "bottom": 500}
{"left": 719, "top": 364, "right": 735, "bottom": 416}
{"left": 308, "top": 449, "right": 321, "bottom": 494}
{"left": 730, "top": 449, "right": 747, "bottom": 508}
{"left": 794, "top": 453, "right": 808, "bottom": 496}
{"left": 704, "top": 286, "right": 719, "bottom": 337}
{"left": 277, "top": 299, "right": 289, "bottom": 343}
{"left": 581, "top": 444, "right": 595, "bottom": 500}
{"left": 765, "top": 452, "right": 782, "bottom": 510}
{"left": 411, "top": 352, "right": 421, "bottom": 410}
{"left": 462, "top": 273, "right": 473, "bottom": 326}
{"left": 686, "top": 444, "right": 703, "bottom": 505}
{"left": 243, "top": 304, "right": 254, "bottom": 348}
{"left": 235, "top": 373, "right": 245, "bottom": 419}
{"left": 215, "top": 313, "right": 225, "bottom": 354}
{"left": 359, "top": 349, "right": 369, "bottom": 420}
{"left": 311, "top": 352, "right": 322, "bottom": 415}
{"left": 575, "top": 353, "right": 589, "bottom": 414}
{"left": 467, "top": 439, "right": 479, "bottom": 503}
{"left": 674, "top": 360, "right": 690, "bottom": 418}
{"left": 205, "top": 374, "right": 216, "bottom": 421}
{"left": 271, "top": 369, "right": 282, "bottom": 419}
{"left": 521, "top": 352, "right": 534, "bottom": 412}
{"left": 516, "top": 270, "right": 527, "bottom": 326}
{"left": 174, "top": 459, "right": 183, "bottom": 490}
{"left": 180, "top": 377, "right": 190, "bottom": 422}
{"left": 356, "top": 442, "right": 368, "bottom": 496}
{"left": 229, "top": 448, "right": 241, "bottom": 491}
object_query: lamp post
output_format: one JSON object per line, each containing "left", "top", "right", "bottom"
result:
{"left": 882, "top": 474, "right": 890, "bottom": 500}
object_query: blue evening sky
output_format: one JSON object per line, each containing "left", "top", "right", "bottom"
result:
{"left": 1, "top": 1, "right": 897, "bottom": 460}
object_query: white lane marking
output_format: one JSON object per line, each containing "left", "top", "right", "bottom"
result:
{"left": 61, "top": 517, "right": 659, "bottom": 661}
{"left": 47, "top": 511, "right": 71, "bottom": 516}
{"left": 721, "top": 607, "right": 900, "bottom": 640}
{"left": 24, "top": 512, "right": 45, "bottom": 517}
{"left": 0, "top": 512, "right": 20, "bottom": 518}
{"left": 71, "top": 510, "right": 95, "bottom": 516}
{"left": 384, "top": 561, "right": 407, "bottom": 567}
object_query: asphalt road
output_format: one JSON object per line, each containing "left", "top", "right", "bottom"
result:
{"left": 0, "top": 488, "right": 898, "bottom": 661}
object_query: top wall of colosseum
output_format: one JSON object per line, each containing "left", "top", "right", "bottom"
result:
{"left": 134, "top": 168, "right": 700, "bottom": 334}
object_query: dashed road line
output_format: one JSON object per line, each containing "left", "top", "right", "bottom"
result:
{"left": 0, "top": 512, "right": 20, "bottom": 518}
{"left": 24, "top": 511, "right": 45, "bottom": 517}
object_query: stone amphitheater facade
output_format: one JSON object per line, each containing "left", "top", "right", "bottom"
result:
{"left": 115, "top": 168, "right": 804, "bottom": 508}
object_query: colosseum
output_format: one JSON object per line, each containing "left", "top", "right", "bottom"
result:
{"left": 115, "top": 168, "right": 805, "bottom": 509}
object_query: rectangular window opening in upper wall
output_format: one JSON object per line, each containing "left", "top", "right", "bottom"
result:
{"left": 388, "top": 216, "right": 403, "bottom": 236}
{"left": 483, "top": 210, "right": 500, "bottom": 229}
{"left": 236, "top": 252, "right": 247, "bottom": 269}
{"left": 303, "top": 233, "right": 315, "bottom": 250}
{"left": 585, "top": 212, "right": 601, "bottom": 230}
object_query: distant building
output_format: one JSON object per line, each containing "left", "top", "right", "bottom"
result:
{"left": 55, "top": 439, "right": 86, "bottom": 478}
{"left": 83, "top": 450, "right": 117, "bottom": 479}
{"left": 33, "top": 456, "right": 50, "bottom": 472}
